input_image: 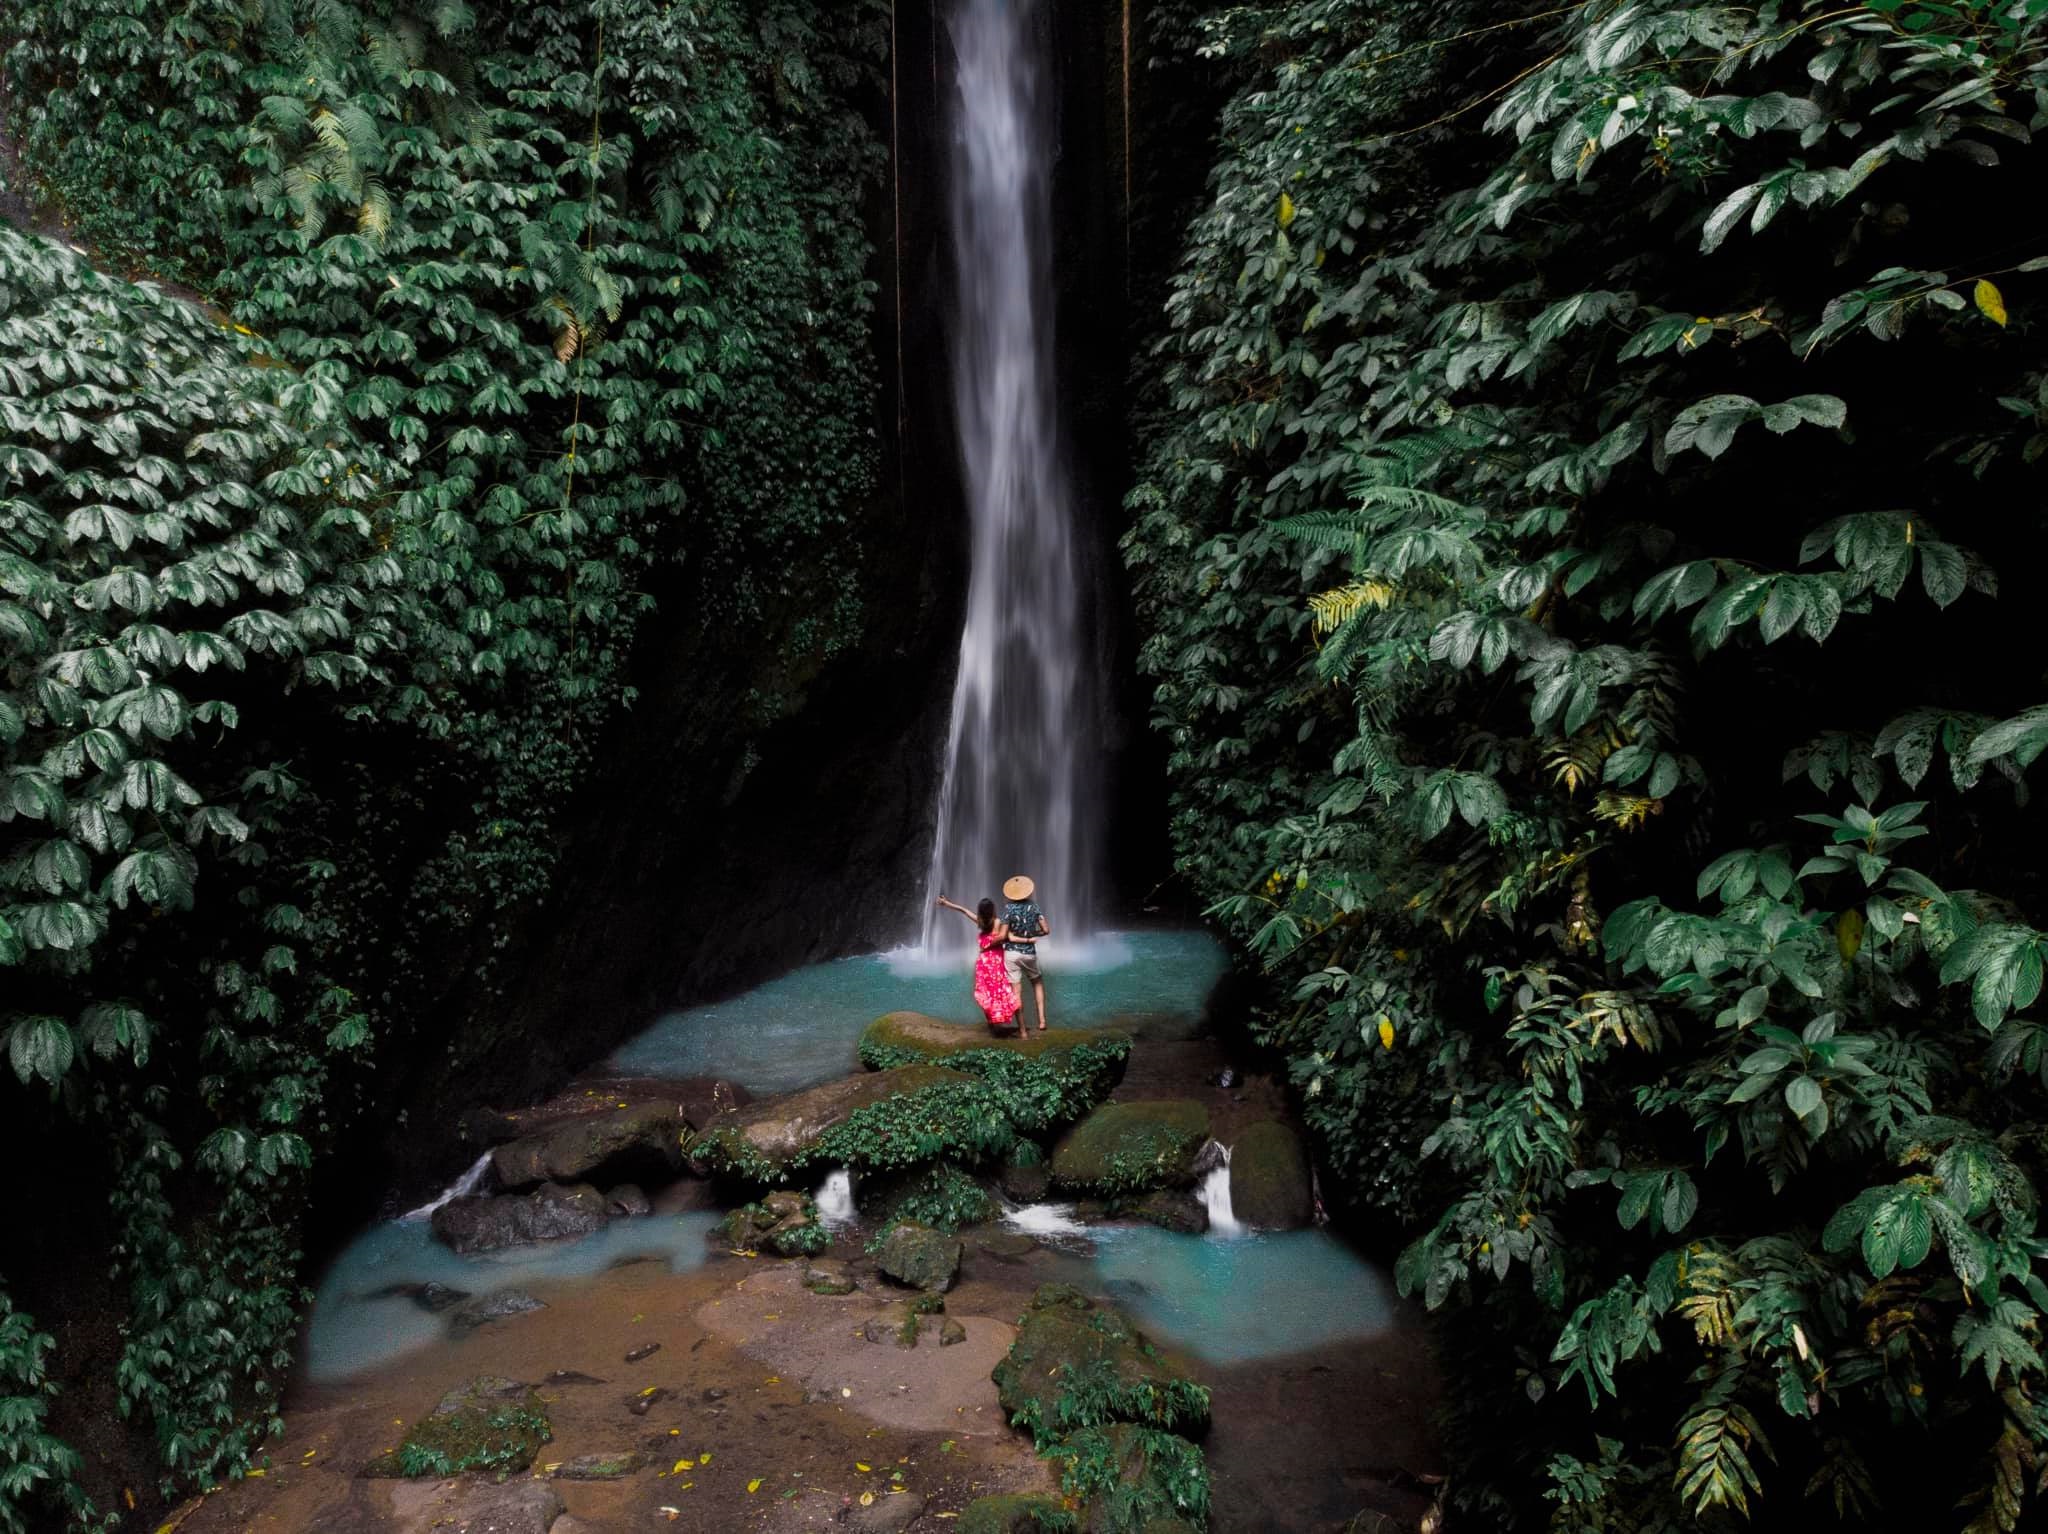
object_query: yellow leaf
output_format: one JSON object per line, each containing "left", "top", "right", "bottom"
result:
{"left": 1378, "top": 1016, "right": 1395, "bottom": 1050}
{"left": 639, "top": 1387, "right": 659, "bottom": 1397}
{"left": 1975, "top": 278, "right": 2008, "bottom": 327}
{"left": 244, "top": 1470, "right": 264, "bottom": 1479}
{"left": 748, "top": 1478, "right": 763, "bottom": 1494}
{"left": 673, "top": 1459, "right": 693, "bottom": 1473}
{"left": 700, "top": 1452, "right": 713, "bottom": 1465}
{"left": 1837, "top": 906, "right": 1865, "bottom": 961}
{"left": 860, "top": 1492, "right": 876, "bottom": 1507}
{"left": 1277, "top": 192, "right": 1295, "bottom": 229}
{"left": 855, "top": 1463, "right": 872, "bottom": 1473}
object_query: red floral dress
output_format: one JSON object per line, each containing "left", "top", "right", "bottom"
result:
{"left": 973, "top": 931, "right": 1021, "bottom": 1031}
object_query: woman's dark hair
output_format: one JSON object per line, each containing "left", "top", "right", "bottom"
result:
{"left": 977, "top": 898, "right": 996, "bottom": 933}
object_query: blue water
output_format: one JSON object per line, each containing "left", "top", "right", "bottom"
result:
{"left": 303, "top": 1213, "right": 720, "bottom": 1383}
{"left": 608, "top": 928, "right": 1229, "bottom": 1095}
{"left": 1080, "top": 1227, "right": 1398, "bottom": 1366}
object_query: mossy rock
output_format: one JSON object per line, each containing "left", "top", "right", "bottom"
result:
{"left": 361, "top": 1375, "right": 552, "bottom": 1478}
{"left": 863, "top": 1012, "right": 1126, "bottom": 1066}
{"left": 1227, "top": 1121, "right": 1313, "bottom": 1230}
{"left": 991, "top": 1285, "right": 1209, "bottom": 1451}
{"left": 958, "top": 1495, "right": 1079, "bottom": 1534}
{"left": 552, "top": 1451, "right": 644, "bottom": 1480}
{"left": 803, "top": 1259, "right": 858, "bottom": 1296}
{"left": 1050, "top": 1103, "right": 1210, "bottom": 1195}
{"left": 860, "top": 1160, "right": 998, "bottom": 1233}
{"left": 1052, "top": 1424, "right": 1210, "bottom": 1534}
{"left": 873, "top": 1220, "right": 963, "bottom": 1292}
{"left": 713, "top": 1189, "right": 829, "bottom": 1256}
{"left": 859, "top": 1015, "right": 1132, "bottom": 1132}
{"left": 692, "top": 1066, "right": 1010, "bottom": 1181}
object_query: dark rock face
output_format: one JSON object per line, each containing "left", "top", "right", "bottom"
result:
{"left": 431, "top": 1182, "right": 609, "bottom": 1254}
{"left": 605, "top": 1183, "right": 652, "bottom": 1217}
{"left": 1128, "top": 1187, "right": 1209, "bottom": 1236}
{"left": 490, "top": 1101, "right": 684, "bottom": 1191}
{"left": 1228, "top": 1121, "right": 1314, "bottom": 1230}
{"left": 873, "top": 1221, "right": 963, "bottom": 1293}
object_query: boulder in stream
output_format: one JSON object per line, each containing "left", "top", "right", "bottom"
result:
{"left": 1228, "top": 1120, "right": 1314, "bottom": 1229}
{"left": 604, "top": 1183, "right": 651, "bottom": 1217}
{"left": 360, "top": 1375, "right": 552, "bottom": 1478}
{"left": 991, "top": 1284, "right": 1209, "bottom": 1447}
{"left": 873, "top": 1220, "right": 963, "bottom": 1292}
{"left": 690, "top": 1065, "right": 984, "bottom": 1177}
{"left": 713, "top": 1189, "right": 829, "bottom": 1256}
{"left": 858, "top": 1013, "right": 1131, "bottom": 1129}
{"left": 449, "top": 1289, "right": 548, "bottom": 1335}
{"left": 431, "top": 1181, "right": 609, "bottom": 1254}
{"left": 552, "top": 1451, "right": 644, "bottom": 1480}
{"left": 490, "top": 1101, "right": 684, "bottom": 1190}
{"left": 1050, "top": 1101, "right": 1210, "bottom": 1194}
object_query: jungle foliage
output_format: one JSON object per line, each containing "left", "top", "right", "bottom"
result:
{"left": 1127, "top": 0, "right": 2048, "bottom": 1528}
{"left": 0, "top": 1, "right": 885, "bottom": 1525}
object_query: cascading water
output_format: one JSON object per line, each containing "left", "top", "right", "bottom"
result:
{"left": 815, "top": 1168, "right": 856, "bottom": 1228}
{"left": 400, "top": 1151, "right": 494, "bottom": 1222}
{"left": 920, "top": 0, "right": 1099, "bottom": 953}
{"left": 1197, "top": 1141, "right": 1242, "bottom": 1237}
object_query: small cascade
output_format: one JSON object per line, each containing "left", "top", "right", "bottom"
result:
{"left": 1196, "top": 1140, "right": 1242, "bottom": 1237}
{"left": 1001, "top": 1200, "right": 1091, "bottom": 1239}
{"left": 400, "top": 1151, "right": 493, "bottom": 1222}
{"left": 815, "top": 1168, "right": 856, "bottom": 1228}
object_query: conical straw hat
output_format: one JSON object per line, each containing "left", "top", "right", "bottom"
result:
{"left": 1002, "top": 875, "right": 1035, "bottom": 902}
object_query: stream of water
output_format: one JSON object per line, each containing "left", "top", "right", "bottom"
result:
{"left": 919, "top": 0, "right": 1100, "bottom": 954}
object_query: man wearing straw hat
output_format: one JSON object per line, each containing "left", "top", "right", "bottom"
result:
{"left": 1000, "top": 874, "right": 1051, "bottom": 1032}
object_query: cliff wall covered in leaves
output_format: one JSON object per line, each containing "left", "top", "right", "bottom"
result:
{"left": 1128, "top": 1, "right": 2048, "bottom": 1529}
{"left": 0, "top": 1, "right": 902, "bottom": 1526}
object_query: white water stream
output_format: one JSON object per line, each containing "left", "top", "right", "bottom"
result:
{"left": 1197, "top": 1141, "right": 1242, "bottom": 1237}
{"left": 919, "top": 0, "right": 1100, "bottom": 952}
{"left": 400, "top": 1151, "right": 493, "bottom": 1222}
{"left": 815, "top": 1168, "right": 856, "bottom": 1228}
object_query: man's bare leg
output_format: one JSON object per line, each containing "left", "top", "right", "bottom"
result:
{"left": 1033, "top": 976, "right": 1048, "bottom": 1030}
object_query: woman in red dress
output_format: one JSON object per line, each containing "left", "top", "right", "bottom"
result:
{"left": 933, "top": 895, "right": 1021, "bottom": 1032}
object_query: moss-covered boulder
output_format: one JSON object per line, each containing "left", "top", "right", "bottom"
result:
{"left": 361, "top": 1375, "right": 552, "bottom": 1478}
{"left": 692, "top": 1066, "right": 1013, "bottom": 1180}
{"left": 992, "top": 1285, "right": 1209, "bottom": 1451}
{"left": 552, "top": 1451, "right": 644, "bottom": 1480}
{"left": 1227, "top": 1121, "right": 1313, "bottom": 1230}
{"left": 860, "top": 1160, "right": 998, "bottom": 1232}
{"left": 490, "top": 1100, "right": 684, "bottom": 1190}
{"left": 1052, "top": 1423, "right": 1209, "bottom": 1534}
{"left": 803, "top": 1259, "right": 858, "bottom": 1295}
{"left": 874, "top": 1219, "right": 964, "bottom": 1292}
{"left": 1050, "top": 1103, "right": 1210, "bottom": 1195}
{"left": 713, "top": 1190, "right": 829, "bottom": 1256}
{"left": 860, "top": 1014, "right": 1132, "bottom": 1133}
{"left": 958, "top": 1495, "right": 1079, "bottom": 1534}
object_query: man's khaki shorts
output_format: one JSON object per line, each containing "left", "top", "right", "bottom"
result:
{"left": 1005, "top": 946, "right": 1042, "bottom": 988}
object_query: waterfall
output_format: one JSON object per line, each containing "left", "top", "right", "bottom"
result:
{"left": 815, "top": 1168, "right": 855, "bottom": 1228}
{"left": 400, "top": 1151, "right": 493, "bottom": 1222}
{"left": 920, "top": 0, "right": 1100, "bottom": 952}
{"left": 1198, "top": 1141, "right": 1242, "bottom": 1237}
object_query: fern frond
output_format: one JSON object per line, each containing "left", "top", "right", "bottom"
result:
{"left": 1309, "top": 579, "right": 1395, "bottom": 636}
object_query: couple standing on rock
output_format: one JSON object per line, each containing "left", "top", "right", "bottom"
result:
{"left": 934, "top": 874, "right": 1050, "bottom": 1034}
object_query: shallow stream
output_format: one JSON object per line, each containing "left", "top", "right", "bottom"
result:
{"left": 607, "top": 927, "right": 1229, "bottom": 1094}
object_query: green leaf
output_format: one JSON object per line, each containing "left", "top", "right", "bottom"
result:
{"left": 6, "top": 1015, "right": 75, "bottom": 1085}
